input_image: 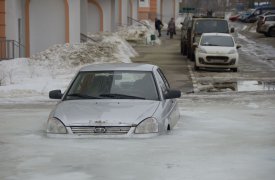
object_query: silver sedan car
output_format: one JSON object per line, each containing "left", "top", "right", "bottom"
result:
{"left": 47, "top": 63, "right": 181, "bottom": 137}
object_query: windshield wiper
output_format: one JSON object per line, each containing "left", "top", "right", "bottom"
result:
{"left": 66, "top": 93, "right": 102, "bottom": 99}
{"left": 99, "top": 93, "right": 145, "bottom": 99}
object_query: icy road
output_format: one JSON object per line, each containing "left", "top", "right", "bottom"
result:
{"left": 1, "top": 94, "right": 275, "bottom": 180}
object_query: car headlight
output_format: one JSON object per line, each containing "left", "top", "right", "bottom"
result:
{"left": 198, "top": 47, "right": 207, "bottom": 54}
{"left": 134, "top": 118, "right": 158, "bottom": 134}
{"left": 47, "top": 117, "right": 67, "bottom": 134}
{"left": 228, "top": 49, "right": 237, "bottom": 54}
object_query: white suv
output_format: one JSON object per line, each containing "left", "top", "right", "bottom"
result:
{"left": 193, "top": 33, "right": 240, "bottom": 72}
{"left": 257, "top": 15, "right": 275, "bottom": 37}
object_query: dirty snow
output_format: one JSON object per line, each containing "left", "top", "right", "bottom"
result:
{"left": 0, "top": 33, "right": 137, "bottom": 103}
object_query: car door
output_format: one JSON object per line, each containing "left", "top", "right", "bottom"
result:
{"left": 154, "top": 69, "right": 180, "bottom": 130}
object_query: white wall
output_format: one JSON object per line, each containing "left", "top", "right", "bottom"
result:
{"left": 132, "top": 0, "right": 138, "bottom": 20}
{"left": 87, "top": 3, "right": 100, "bottom": 33}
{"left": 29, "top": 0, "right": 66, "bottom": 55}
{"left": 157, "top": 0, "right": 161, "bottom": 19}
{"left": 69, "top": 0, "right": 80, "bottom": 43}
{"left": 80, "top": 0, "right": 88, "bottom": 35}
{"left": 99, "top": 0, "right": 111, "bottom": 32}
{"left": 162, "top": 0, "right": 174, "bottom": 23}
{"left": 5, "top": 0, "right": 22, "bottom": 41}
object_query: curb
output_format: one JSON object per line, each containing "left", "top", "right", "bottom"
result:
{"left": 188, "top": 64, "right": 199, "bottom": 93}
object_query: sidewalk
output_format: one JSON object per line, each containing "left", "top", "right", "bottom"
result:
{"left": 131, "top": 31, "right": 193, "bottom": 93}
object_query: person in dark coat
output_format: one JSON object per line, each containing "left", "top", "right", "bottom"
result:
{"left": 167, "top": 18, "right": 176, "bottom": 39}
{"left": 155, "top": 18, "right": 163, "bottom": 37}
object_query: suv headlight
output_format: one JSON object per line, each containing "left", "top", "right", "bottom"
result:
{"left": 198, "top": 47, "right": 207, "bottom": 54}
{"left": 47, "top": 117, "right": 67, "bottom": 134}
{"left": 135, "top": 118, "right": 158, "bottom": 134}
{"left": 228, "top": 49, "right": 237, "bottom": 54}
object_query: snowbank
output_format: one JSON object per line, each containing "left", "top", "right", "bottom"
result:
{"left": 117, "top": 20, "right": 161, "bottom": 45}
{"left": 0, "top": 33, "right": 137, "bottom": 103}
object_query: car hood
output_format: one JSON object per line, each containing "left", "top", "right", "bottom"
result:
{"left": 52, "top": 100, "right": 160, "bottom": 126}
{"left": 201, "top": 46, "right": 235, "bottom": 54}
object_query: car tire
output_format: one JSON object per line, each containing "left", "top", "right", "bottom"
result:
{"left": 190, "top": 53, "right": 195, "bottom": 61}
{"left": 183, "top": 44, "right": 187, "bottom": 55}
{"left": 194, "top": 63, "right": 199, "bottom": 71}
{"left": 231, "top": 68, "right": 238, "bottom": 72}
{"left": 268, "top": 27, "right": 275, "bottom": 37}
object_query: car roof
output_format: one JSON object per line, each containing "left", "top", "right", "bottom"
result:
{"left": 201, "top": 33, "right": 232, "bottom": 37}
{"left": 79, "top": 63, "right": 157, "bottom": 72}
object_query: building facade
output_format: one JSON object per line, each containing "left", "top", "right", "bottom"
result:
{"left": 0, "top": 0, "right": 138, "bottom": 59}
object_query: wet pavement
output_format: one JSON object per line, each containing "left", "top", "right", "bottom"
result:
{"left": 131, "top": 31, "right": 193, "bottom": 93}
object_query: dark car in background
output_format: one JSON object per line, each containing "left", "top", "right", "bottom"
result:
{"left": 181, "top": 16, "right": 233, "bottom": 61}
{"left": 243, "top": 6, "right": 275, "bottom": 23}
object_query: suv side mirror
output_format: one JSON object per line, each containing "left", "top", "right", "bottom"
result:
{"left": 230, "top": 27, "right": 235, "bottom": 33}
{"left": 164, "top": 89, "right": 181, "bottom": 99}
{"left": 49, "top": 90, "right": 63, "bottom": 99}
{"left": 236, "top": 44, "right": 241, "bottom": 49}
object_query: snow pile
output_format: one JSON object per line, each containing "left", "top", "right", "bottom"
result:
{"left": 175, "top": 15, "right": 186, "bottom": 29}
{"left": 117, "top": 20, "right": 161, "bottom": 45}
{"left": 0, "top": 33, "right": 137, "bottom": 102}
{"left": 32, "top": 33, "right": 136, "bottom": 65}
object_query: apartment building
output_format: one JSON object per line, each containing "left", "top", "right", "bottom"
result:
{"left": 0, "top": 0, "right": 138, "bottom": 59}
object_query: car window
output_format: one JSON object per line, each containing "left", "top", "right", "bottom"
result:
{"left": 200, "top": 35, "right": 234, "bottom": 47}
{"left": 194, "top": 20, "right": 229, "bottom": 34}
{"left": 65, "top": 71, "right": 159, "bottom": 100}
{"left": 155, "top": 69, "right": 169, "bottom": 96}
{"left": 157, "top": 69, "right": 170, "bottom": 88}
{"left": 266, "top": 16, "right": 275, "bottom": 21}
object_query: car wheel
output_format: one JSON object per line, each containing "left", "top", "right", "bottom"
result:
{"left": 183, "top": 44, "right": 187, "bottom": 55}
{"left": 187, "top": 49, "right": 191, "bottom": 58}
{"left": 190, "top": 53, "right": 195, "bottom": 61}
{"left": 268, "top": 27, "right": 275, "bottom": 37}
{"left": 264, "top": 32, "right": 270, "bottom": 37}
{"left": 194, "top": 63, "right": 199, "bottom": 71}
{"left": 231, "top": 68, "right": 238, "bottom": 72}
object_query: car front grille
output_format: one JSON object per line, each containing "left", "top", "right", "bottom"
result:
{"left": 206, "top": 56, "right": 229, "bottom": 61}
{"left": 70, "top": 126, "right": 132, "bottom": 135}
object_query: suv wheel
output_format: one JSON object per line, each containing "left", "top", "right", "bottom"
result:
{"left": 194, "top": 62, "right": 199, "bottom": 71}
{"left": 268, "top": 27, "right": 275, "bottom": 37}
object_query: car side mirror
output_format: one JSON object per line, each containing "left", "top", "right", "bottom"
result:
{"left": 164, "top": 89, "right": 181, "bottom": 99}
{"left": 193, "top": 42, "right": 198, "bottom": 48}
{"left": 49, "top": 90, "right": 63, "bottom": 99}
{"left": 230, "top": 27, "right": 235, "bottom": 33}
{"left": 236, "top": 44, "right": 241, "bottom": 49}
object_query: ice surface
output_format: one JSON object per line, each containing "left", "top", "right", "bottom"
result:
{"left": 1, "top": 95, "right": 275, "bottom": 180}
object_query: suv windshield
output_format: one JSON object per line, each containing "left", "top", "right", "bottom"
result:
{"left": 200, "top": 35, "right": 234, "bottom": 47}
{"left": 194, "top": 20, "right": 229, "bottom": 34}
{"left": 65, "top": 71, "right": 159, "bottom": 100}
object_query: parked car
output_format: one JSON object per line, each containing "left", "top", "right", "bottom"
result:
{"left": 193, "top": 33, "right": 241, "bottom": 72}
{"left": 238, "top": 12, "right": 253, "bottom": 22}
{"left": 180, "top": 16, "right": 234, "bottom": 61}
{"left": 243, "top": 6, "right": 275, "bottom": 23}
{"left": 257, "top": 14, "right": 275, "bottom": 37}
{"left": 47, "top": 63, "right": 181, "bottom": 137}
{"left": 229, "top": 14, "right": 241, "bottom": 21}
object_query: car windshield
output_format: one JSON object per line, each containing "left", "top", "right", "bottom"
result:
{"left": 194, "top": 20, "right": 229, "bottom": 34}
{"left": 200, "top": 35, "right": 234, "bottom": 47}
{"left": 65, "top": 71, "right": 159, "bottom": 100}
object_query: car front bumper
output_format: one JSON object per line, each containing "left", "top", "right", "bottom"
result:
{"left": 195, "top": 53, "right": 238, "bottom": 68}
{"left": 46, "top": 126, "right": 159, "bottom": 138}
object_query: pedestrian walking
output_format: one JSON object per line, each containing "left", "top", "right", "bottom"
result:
{"left": 167, "top": 18, "right": 176, "bottom": 39}
{"left": 155, "top": 18, "right": 163, "bottom": 37}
